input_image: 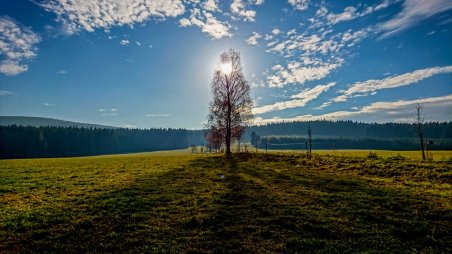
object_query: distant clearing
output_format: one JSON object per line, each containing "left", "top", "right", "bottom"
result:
{"left": 1, "top": 151, "right": 451, "bottom": 252}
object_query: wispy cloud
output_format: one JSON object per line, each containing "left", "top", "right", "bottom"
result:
{"left": 263, "top": 16, "right": 370, "bottom": 88}
{"left": 317, "top": 0, "right": 395, "bottom": 26}
{"left": 255, "top": 94, "right": 452, "bottom": 124}
{"left": 0, "top": 16, "right": 41, "bottom": 76}
{"left": 0, "top": 90, "right": 14, "bottom": 95}
{"left": 98, "top": 108, "right": 118, "bottom": 115}
{"left": 326, "top": 6, "right": 358, "bottom": 25}
{"left": 146, "top": 114, "right": 170, "bottom": 117}
{"left": 333, "top": 65, "right": 452, "bottom": 102}
{"left": 203, "top": 0, "right": 219, "bottom": 12}
{"left": 378, "top": 0, "right": 452, "bottom": 38}
{"left": 267, "top": 59, "right": 342, "bottom": 88}
{"left": 44, "top": 103, "right": 54, "bottom": 106}
{"left": 179, "top": 9, "right": 231, "bottom": 39}
{"left": 120, "top": 39, "right": 129, "bottom": 46}
{"left": 288, "top": 0, "right": 309, "bottom": 11}
{"left": 231, "top": 0, "right": 257, "bottom": 22}
{"left": 101, "top": 113, "right": 118, "bottom": 116}
{"left": 257, "top": 1, "right": 396, "bottom": 89}
{"left": 271, "top": 28, "right": 281, "bottom": 35}
{"left": 245, "top": 32, "right": 262, "bottom": 46}
{"left": 57, "top": 70, "right": 67, "bottom": 74}
{"left": 253, "top": 82, "right": 335, "bottom": 114}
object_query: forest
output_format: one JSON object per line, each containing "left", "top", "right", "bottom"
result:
{"left": 1, "top": 120, "right": 451, "bottom": 158}
{"left": 0, "top": 126, "right": 203, "bottom": 158}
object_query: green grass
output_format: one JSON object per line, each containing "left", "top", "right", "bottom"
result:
{"left": 1, "top": 150, "right": 451, "bottom": 253}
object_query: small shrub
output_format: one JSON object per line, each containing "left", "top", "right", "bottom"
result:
{"left": 367, "top": 151, "right": 379, "bottom": 159}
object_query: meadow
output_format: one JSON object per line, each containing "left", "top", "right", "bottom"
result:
{"left": 1, "top": 150, "right": 451, "bottom": 253}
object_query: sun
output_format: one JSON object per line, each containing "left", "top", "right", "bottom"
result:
{"left": 220, "top": 62, "right": 232, "bottom": 75}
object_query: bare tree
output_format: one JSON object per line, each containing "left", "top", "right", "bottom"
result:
{"left": 206, "top": 49, "right": 253, "bottom": 158}
{"left": 415, "top": 103, "right": 426, "bottom": 160}
{"left": 251, "top": 131, "right": 260, "bottom": 152}
{"left": 205, "top": 127, "right": 222, "bottom": 153}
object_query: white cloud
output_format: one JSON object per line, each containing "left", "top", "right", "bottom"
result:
{"left": 361, "top": 0, "right": 394, "bottom": 16}
{"left": 120, "top": 39, "right": 129, "bottom": 45}
{"left": 245, "top": 32, "right": 262, "bottom": 45}
{"left": 0, "top": 61, "right": 28, "bottom": 75}
{"left": 341, "top": 29, "right": 369, "bottom": 45}
{"left": 264, "top": 34, "right": 274, "bottom": 41}
{"left": 203, "top": 0, "right": 219, "bottom": 12}
{"left": 0, "top": 90, "right": 14, "bottom": 95}
{"left": 0, "top": 17, "right": 40, "bottom": 76}
{"left": 101, "top": 113, "right": 118, "bottom": 116}
{"left": 254, "top": 94, "right": 452, "bottom": 124}
{"left": 58, "top": 70, "right": 67, "bottom": 74}
{"left": 261, "top": 7, "right": 372, "bottom": 89}
{"left": 272, "top": 28, "right": 280, "bottom": 35}
{"left": 379, "top": 0, "right": 452, "bottom": 38}
{"left": 327, "top": 7, "right": 357, "bottom": 25}
{"left": 124, "top": 124, "right": 138, "bottom": 128}
{"left": 146, "top": 114, "right": 170, "bottom": 117}
{"left": 179, "top": 18, "right": 191, "bottom": 27}
{"left": 266, "top": 27, "right": 368, "bottom": 58}
{"left": 99, "top": 108, "right": 117, "bottom": 113}
{"left": 231, "top": 0, "right": 256, "bottom": 22}
{"left": 178, "top": 9, "right": 231, "bottom": 39}
{"left": 288, "top": 0, "right": 309, "bottom": 11}
{"left": 316, "top": 101, "right": 332, "bottom": 109}
{"left": 314, "top": 1, "right": 395, "bottom": 27}
{"left": 267, "top": 58, "right": 342, "bottom": 88}
{"left": 253, "top": 82, "right": 335, "bottom": 114}
{"left": 38, "top": 0, "right": 185, "bottom": 34}
{"left": 336, "top": 65, "right": 452, "bottom": 102}
{"left": 255, "top": 0, "right": 265, "bottom": 5}
{"left": 44, "top": 103, "right": 54, "bottom": 106}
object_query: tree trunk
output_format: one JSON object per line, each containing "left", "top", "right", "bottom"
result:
{"left": 420, "top": 134, "right": 425, "bottom": 160}
{"left": 225, "top": 76, "right": 232, "bottom": 159}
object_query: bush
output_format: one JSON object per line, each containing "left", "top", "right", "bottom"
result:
{"left": 367, "top": 151, "right": 379, "bottom": 159}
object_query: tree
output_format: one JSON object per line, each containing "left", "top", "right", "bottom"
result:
{"left": 415, "top": 103, "right": 426, "bottom": 160}
{"left": 205, "top": 127, "right": 223, "bottom": 153}
{"left": 206, "top": 49, "right": 253, "bottom": 158}
{"left": 251, "top": 131, "right": 260, "bottom": 152}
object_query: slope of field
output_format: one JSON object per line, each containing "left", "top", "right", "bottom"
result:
{"left": 1, "top": 151, "right": 451, "bottom": 253}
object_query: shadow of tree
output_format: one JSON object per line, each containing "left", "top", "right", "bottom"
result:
{"left": 2, "top": 153, "right": 450, "bottom": 253}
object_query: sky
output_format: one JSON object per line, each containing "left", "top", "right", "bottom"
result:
{"left": 0, "top": 0, "right": 451, "bottom": 129}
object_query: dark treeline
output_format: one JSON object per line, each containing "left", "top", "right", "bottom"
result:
{"left": 245, "top": 120, "right": 452, "bottom": 139}
{"left": 262, "top": 137, "right": 452, "bottom": 151}
{"left": 0, "top": 125, "right": 204, "bottom": 159}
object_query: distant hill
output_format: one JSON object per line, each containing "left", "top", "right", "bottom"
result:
{"left": 0, "top": 116, "right": 116, "bottom": 129}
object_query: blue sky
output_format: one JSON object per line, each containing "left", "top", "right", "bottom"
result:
{"left": 0, "top": 0, "right": 451, "bottom": 129}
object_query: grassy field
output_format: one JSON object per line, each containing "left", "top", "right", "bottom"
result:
{"left": 1, "top": 150, "right": 451, "bottom": 253}
{"left": 266, "top": 149, "right": 452, "bottom": 161}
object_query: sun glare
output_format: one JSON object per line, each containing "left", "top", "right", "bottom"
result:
{"left": 220, "top": 62, "right": 232, "bottom": 75}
